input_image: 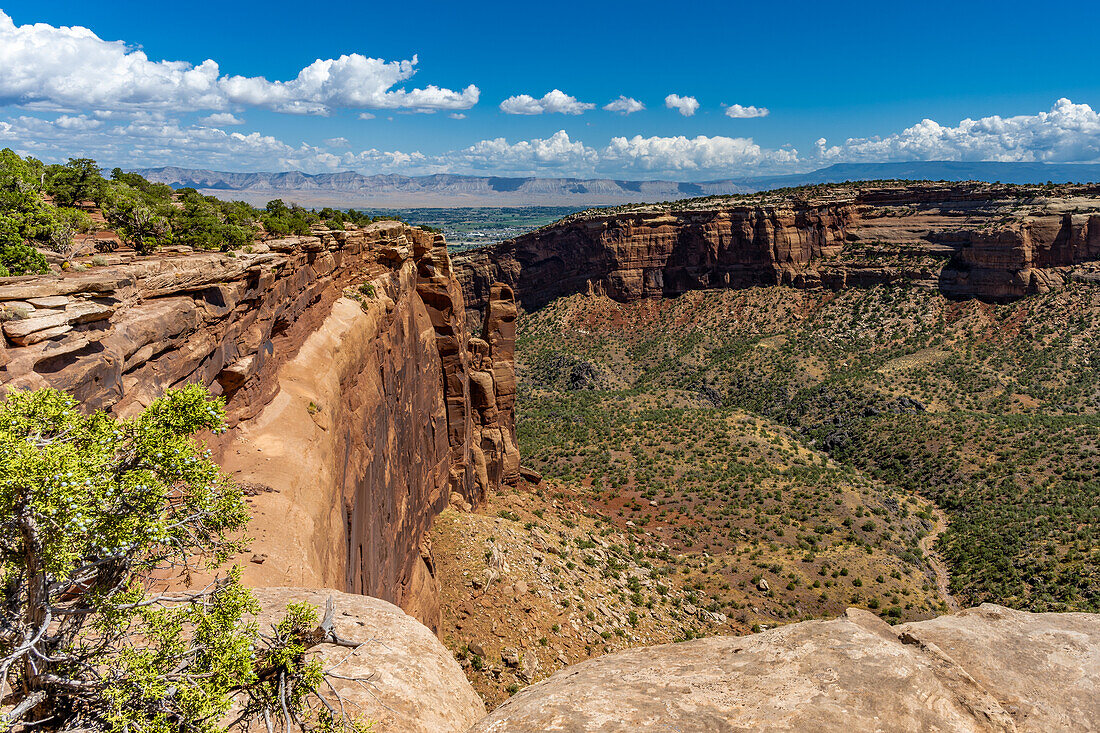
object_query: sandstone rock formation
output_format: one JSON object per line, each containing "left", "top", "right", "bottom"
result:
{"left": 0, "top": 222, "right": 519, "bottom": 629}
{"left": 457, "top": 182, "right": 1100, "bottom": 317}
{"left": 249, "top": 588, "right": 484, "bottom": 733}
{"left": 469, "top": 603, "right": 1100, "bottom": 732}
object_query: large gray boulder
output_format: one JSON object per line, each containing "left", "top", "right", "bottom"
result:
{"left": 469, "top": 604, "right": 1099, "bottom": 732}
{"left": 250, "top": 588, "right": 484, "bottom": 733}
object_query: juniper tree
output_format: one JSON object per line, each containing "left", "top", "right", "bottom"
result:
{"left": 0, "top": 385, "right": 370, "bottom": 732}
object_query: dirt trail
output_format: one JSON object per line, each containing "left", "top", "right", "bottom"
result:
{"left": 920, "top": 507, "right": 961, "bottom": 612}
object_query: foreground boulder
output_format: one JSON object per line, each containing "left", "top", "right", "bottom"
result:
{"left": 469, "top": 604, "right": 1099, "bottom": 732}
{"left": 250, "top": 588, "right": 484, "bottom": 733}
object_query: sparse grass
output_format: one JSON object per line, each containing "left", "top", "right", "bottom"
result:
{"left": 515, "top": 284, "right": 1100, "bottom": 614}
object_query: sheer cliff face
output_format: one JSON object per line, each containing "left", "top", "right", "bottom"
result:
{"left": 457, "top": 184, "right": 1100, "bottom": 314}
{"left": 457, "top": 205, "right": 852, "bottom": 318}
{"left": 0, "top": 222, "right": 518, "bottom": 631}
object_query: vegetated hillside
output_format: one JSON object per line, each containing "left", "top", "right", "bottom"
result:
{"left": 432, "top": 487, "right": 736, "bottom": 708}
{"left": 503, "top": 300, "right": 952, "bottom": 620}
{"left": 432, "top": 441, "right": 945, "bottom": 707}
{"left": 514, "top": 285, "right": 1100, "bottom": 617}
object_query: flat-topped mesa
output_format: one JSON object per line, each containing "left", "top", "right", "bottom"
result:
{"left": 0, "top": 221, "right": 519, "bottom": 631}
{"left": 456, "top": 181, "right": 1100, "bottom": 319}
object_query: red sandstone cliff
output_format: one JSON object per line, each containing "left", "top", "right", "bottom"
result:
{"left": 0, "top": 221, "right": 518, "bottom": 631}
{"left": 456, "top": 182, "right": 1100, "bottom": 316}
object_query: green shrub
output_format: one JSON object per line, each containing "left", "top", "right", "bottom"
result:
{"left": 0, "top": 215, "right": 48, "bottom": 276}
{"left": 0, "top": 385, "right": 370, "bottom": 732}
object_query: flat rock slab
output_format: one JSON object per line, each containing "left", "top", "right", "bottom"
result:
{"left": 469, "top": 604, "right": 1100, "bottom": 732}
{"left": 27, "top": 296, "right": 70, "bottom": 308}
{"left": 2, "top": 301, "right": 114, "bottom": 344}
{"left": 0, "top": 273, "right": 132, "bottom": 301}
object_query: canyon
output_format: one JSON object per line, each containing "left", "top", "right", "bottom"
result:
{"left": 3, "top": 184, "right": 1100, "bottom": 730}
{"left": 0, "top": 221, "right": 519, "bottom": 631}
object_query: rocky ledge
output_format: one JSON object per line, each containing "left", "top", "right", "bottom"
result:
{"left": 251, "top": 587, "right": 485, "bottom": 733}
{"left": 471, "top": 603, "right": 1099, "bottom": 732}
{"left": 248, "top": 595, "right": 1098, "bottom": 733}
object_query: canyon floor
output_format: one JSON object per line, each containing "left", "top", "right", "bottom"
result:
{"left": 437, "top": 281, "right": 1100, "bottom": 705}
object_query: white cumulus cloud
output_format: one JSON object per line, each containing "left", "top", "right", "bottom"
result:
{"left": 724, "top": 104, "right": 769, "bottom": 119}
{"left": 455, "top": 130, "right": 597, "bottom": 171}
{"left": 0, "top": 10, "right": 478, "bottom": 115}
{"left": 665, "top": 94, "right": 699, "bottom": 117}
{"left": 603, "top": 96, "right": 645, "bottom": 115}
{"left": 499, "top": 90, "right": 595, "bottom": 115}
{"left": 8, "top": 98, "right": 1100, "bottom": 181}
{"left": 600, "top": 134, "right": 798, "bottom": 175}
{"left": 200, "top": 112, "right": 244, "bottom": 126}
{"left": 0, "top": 114, "right": 337, "bottom": 171}
{"left": 815, "top": 98, "right": 1100, "bottom": 163}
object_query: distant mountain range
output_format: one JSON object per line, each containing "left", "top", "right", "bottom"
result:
{"left": 132, "top": 161, "right": 1100, "bottom": 208}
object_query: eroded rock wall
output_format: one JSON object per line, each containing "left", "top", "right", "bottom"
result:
{"left": 0, "top": 222, "right": 518, "bottom": 630}
{"left": 457, "top": 205, "right": 853, "bottom": 320}
{"left": 457, "top": 183, "right": 1100, "bottom": 315}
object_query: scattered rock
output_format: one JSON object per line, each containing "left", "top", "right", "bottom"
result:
{"left": 501, "top": 647, "right": 521, "bottom": 667}
{"left": 518, "top": 650, "right": 539, "bottom": 683}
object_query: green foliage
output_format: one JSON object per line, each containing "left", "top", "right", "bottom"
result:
{"left": 0, "top": 148, "right": 46, "bottom": 214}
{"left": 0, "top": 149, "right": 84, "bottom": 258}
{"left": 0, "top": 385, "right": 370, "bottom": 732}
{"left": 171, "top": 189, "right": 256, "bottom": 251}
{"left": 261, "top": 199, "right": 314, "bottom": 237}
{"left": 0, "top": 214, "right": 48, "bottom": 277}
{"left": 101, "top": 182, "right": 172, "bottom": 254}
{"left": 45, "top": 158, "right": 107, "bottom": 207}
{"left": 47, "top": 206, "right": 94, "bottom": 253}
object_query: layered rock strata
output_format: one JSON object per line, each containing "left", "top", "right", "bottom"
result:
{"left": 471, "top": 603, "right": 1100, "bottom": 732}
{"left": 0, "top": 222, "right": 519, "bottom": 629}
{"left": 457, "top": 182, "right": 1100, "bottom": 318}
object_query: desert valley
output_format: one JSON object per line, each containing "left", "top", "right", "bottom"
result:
{"left": 2, "top": 2, "right": 1100, "bottom": 730}
{"left": 1, "top": 153, "right": 1098, "bottom": 729}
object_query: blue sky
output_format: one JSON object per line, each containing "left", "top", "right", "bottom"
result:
{"left": 2, "top": 0, "right": 1100, "bottom": 179}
